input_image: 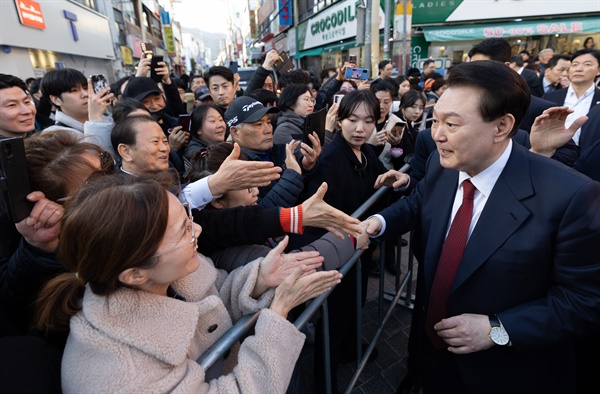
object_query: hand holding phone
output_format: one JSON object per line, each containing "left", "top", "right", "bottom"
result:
{"left": 333, "top": 94, "right": 344, "bottom": 105}
{"left": 150, "top": 55, "right": 164, "bottom": 83}
{"left": 168, "top": 126, "right": 190, "bottom": 151}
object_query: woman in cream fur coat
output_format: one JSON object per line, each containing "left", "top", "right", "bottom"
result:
{"left": 36, "top": 175, "right": 342, "bottom": 394}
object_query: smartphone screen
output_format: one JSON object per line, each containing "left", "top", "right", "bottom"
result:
{"left": 177, "top": 114, "right": 191, "bottom": 132}
{"left": 349, "top": 55, "right": 357, "bottom": 63}
{"left": 140, "top": 42, "right": 154, "bottom": 58}
{"left": 344, "top": 68, "right": 369, "bottom": 80}
{"left": 91, "top": 75, "right": 109, "bottom": 95}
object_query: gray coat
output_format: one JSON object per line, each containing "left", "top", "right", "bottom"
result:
{"left": 274, "top": 109, "right": 305, "bottom": 145}
{"left": 61, "top": 254, "right": 305, "bottom": 393}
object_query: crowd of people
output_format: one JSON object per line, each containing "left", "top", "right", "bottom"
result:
{"left": 1, "top": 36, "right": 600, "bottom": 394}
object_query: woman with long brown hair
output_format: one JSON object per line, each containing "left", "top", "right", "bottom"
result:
{"left": 36, "top": 175, "right": 342, "bottom": 393}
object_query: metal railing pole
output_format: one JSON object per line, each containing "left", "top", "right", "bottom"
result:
{"left": 197, "top": 311, "right": 260, "bottom": 370}
{"left": 344, "top": 270, "right": 412, "bottom": 394}
{"left": 322, "top": 300, "right": 332, "bottom": 394}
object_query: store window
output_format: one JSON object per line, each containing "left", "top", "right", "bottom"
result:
{"left": 298, "top": 0, "right": 341, "bottom": 23}
{"left": 71, "top": 0, "right": 98, "bottom": 12}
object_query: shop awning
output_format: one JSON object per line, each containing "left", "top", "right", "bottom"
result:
{"left": 423, "top": 17, "right": 600, "bottom": 42}
{"left": 322, "top": 40, "right": 360, "bottom": 53}
{"left": 293, "top": 47, "right": 323, "bottom": 59}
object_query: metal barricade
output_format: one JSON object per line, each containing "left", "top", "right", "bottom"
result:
{"left": 197, "top": 165, "right": 415, "bottom": 394}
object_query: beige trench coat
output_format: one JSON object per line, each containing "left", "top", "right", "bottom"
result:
{"left": 61, "top": 255, "right": 305, "bottom": 393}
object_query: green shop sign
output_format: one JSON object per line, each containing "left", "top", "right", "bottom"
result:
{"left": 297, "top": 0, "right": 386, "bottom": 51}
{"left": 424, "top": 17, "right": 600, "bottom": 42}
{"left": 412, "top": 0, "right": 462, "bottom": 25}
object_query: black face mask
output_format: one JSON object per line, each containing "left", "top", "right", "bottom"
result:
{"left": 150, "top": 109, "right": 164, "bottom": 122}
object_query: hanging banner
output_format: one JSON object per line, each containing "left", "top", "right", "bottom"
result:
{"left": 163, "top": 25, "right": 176, "bottom": 56}
{"left": 279, "top": 0, "right": 292, "bottom": 26}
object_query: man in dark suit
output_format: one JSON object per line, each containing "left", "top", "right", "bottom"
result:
{"left": 543, "top": 49, "right": 600, "bottom": 147}
{"left": 358, "top": 61, "right": 600, "bottom": 393}
{"left": 541, "top": 55, "right": 571, "bottom": 94}
{"left": 509, "top": 55, "right": 543, "bottom": 97}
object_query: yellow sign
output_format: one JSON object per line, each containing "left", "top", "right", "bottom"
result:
{"left": 121, "top": 46, "right": 133, "bottom": 65}
{"left": 163, "top": 25, "right": 176, "bottom": 56}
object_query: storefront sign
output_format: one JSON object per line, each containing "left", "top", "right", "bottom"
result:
{"left": 14, "top": 0, "right": 45, "bottom": 30}
{"left": 424, "top": 17, "right": 599, "bottom": 42}
{"left": 163, "top": 25, "right": 176, "bottom": 57}
{"left": 297, "top": 0, "right": 385, "bottom": 51}
{"left": 121, "top": 46, "right": 133, "bottom": 65}
{"left": 414, "top": 0, "right": 600, "bottom": 25}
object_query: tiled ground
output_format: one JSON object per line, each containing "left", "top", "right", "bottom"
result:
{"left": 298, "top": 238, "right": 418, "bottom": 393}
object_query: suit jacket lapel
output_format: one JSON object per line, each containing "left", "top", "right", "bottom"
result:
{"left": 451, "top": 144, "right": 534, "bottom": 293}
{"left": 590, "top": 88, "right": 600, "bottom": 112}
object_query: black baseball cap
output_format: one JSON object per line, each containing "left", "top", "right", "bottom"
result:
{"left": 224, "top": 96, "right": 280, "bottom": 127}
{"left": 122, "top": 77, "right": 161, "bottom": 101}
{"left": 194, "top": 86, "right": 211, "bottom": 101}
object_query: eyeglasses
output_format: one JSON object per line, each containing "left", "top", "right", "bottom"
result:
{"left": 302, "top": 97, "right": 316, "bottom": 104}
{"left": 340, "top": 87, "right": 355, "bottom": 92}
{"left": 152, "top": 203, "right": 196, "bottom": 258}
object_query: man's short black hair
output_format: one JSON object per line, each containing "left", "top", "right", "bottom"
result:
{"left": 40, "top": 68, "right": 87, "bottom": 99}
{"left": 423, "top": 59, "right": 435, "bottom": 68}
{"left": 204, "top": 66, "right": 234, "bottom": 86}
{"left": 547, "top": 55, "right": 571, "bottom": 70}
{"left": 431, "top": 78, "right": 447, "bottom": 93}
{"left": 111, "top": 97, "right": 150, "bottom": 125}
{"left": 0, "top": 73, "right": 28, "bottom": 93}
{"left": 468, "top": 38, "right": 512, "bottom": 63}
{"left": 447, "top": 60, "right": 530, "bottom": 137}
{"left": 320, "top": 67, "right": 336, "bottom": 81}
{"left": 279, "top": 70, "right": 311, "bottom": 89}
{"left": 378, "top": 60, "right": 391, "bottom": 71}
{"left": 509, "top": 55, "right": 524, "bottom": 67}
{"left": 111, "top": 114, "right": 155, "bottom": 156}
{"left": 571, "top": 48, "right": 600, "bottom": 65}
{"left": 519, "top": 50, "right": 530, "bottom": 57}
{"left": 370, "top": 80, "right": 395, "bottom": 98}
{"left": 110, "top": 76, "right": 132, "bottom": 97}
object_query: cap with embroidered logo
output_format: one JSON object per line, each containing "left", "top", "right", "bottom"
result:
{"left": 224, "top": 96, "right": 280, "bottom": 127}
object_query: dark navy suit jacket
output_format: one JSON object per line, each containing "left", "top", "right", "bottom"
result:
{"left": 377, "top": 143, "right": 600, "bottom": 393}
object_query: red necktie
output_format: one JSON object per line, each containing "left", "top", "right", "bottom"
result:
{"left": 426, "top": 179, "right": 476, "bottom": 349}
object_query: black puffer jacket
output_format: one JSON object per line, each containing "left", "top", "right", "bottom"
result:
{"left": 241, "top": 144, "right": 304, "bottom": 209}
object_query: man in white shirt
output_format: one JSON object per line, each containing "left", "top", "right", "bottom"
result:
{"left": 357, "top": 60, "right": 600, "bottom": 393}
{"left": 543, "top": 49, "right": 600, "bottom": 145}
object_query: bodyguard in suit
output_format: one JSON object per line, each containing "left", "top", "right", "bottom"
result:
{"left": 541, "top": 55, "right": 571, "bottom": 94}
{"left": 543, "top": 49, "right": 600, "bottom": 146}
{"left": 509, "top": 55, "right": 544, "bottom": 97}
{"left": 358, "top": 61, "right": 600, "bottom": 394}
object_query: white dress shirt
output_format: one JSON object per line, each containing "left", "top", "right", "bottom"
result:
{"left": 564, "top": 84, "right": 596, "bottom": 145}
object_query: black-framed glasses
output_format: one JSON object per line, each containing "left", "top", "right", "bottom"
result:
{"left": 152, "top": 203, "right": 196, "bottom": 258}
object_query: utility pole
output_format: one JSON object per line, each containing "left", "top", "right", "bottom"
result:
{"left": 383, "top": 0, "right": 391, "bottom": 60}
{"left": 364, "top": 0, "right": 372, "bottom": 75}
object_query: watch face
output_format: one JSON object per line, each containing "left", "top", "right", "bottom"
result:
{"left": 490, "top": 327, "right": 510, "bottom": 345}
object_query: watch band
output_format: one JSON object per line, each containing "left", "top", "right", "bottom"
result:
{"left": 489, "top": 314, "right": 501, "bottom": 328}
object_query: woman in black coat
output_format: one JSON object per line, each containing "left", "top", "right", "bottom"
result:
{"left": 298, "top": 90, "right": 390, "bottom": 393}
